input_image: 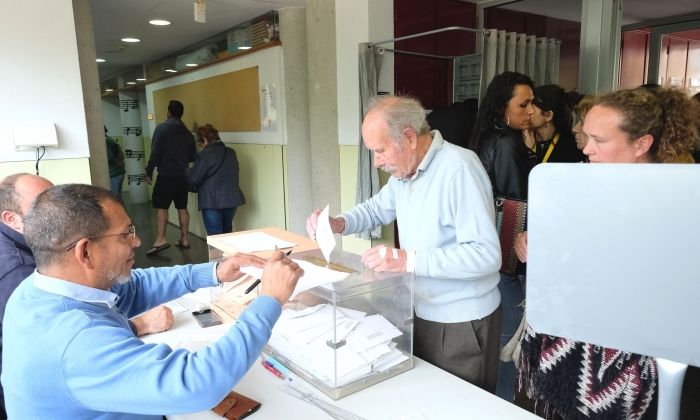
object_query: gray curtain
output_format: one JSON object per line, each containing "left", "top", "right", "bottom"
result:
{"left": 480, "top": 29, "right": 561, "bottom": 98}
{"left": 355, "top": 43, "right": 383, "bottom": 239}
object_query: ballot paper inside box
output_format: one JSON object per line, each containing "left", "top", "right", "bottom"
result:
{"left": 263, "top": 249, "right": 414, "bottom": 400}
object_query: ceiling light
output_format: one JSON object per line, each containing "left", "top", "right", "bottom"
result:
{"left": 126, "top": 81, "right": 136, "bottom": 85}
{"left": 149, "top": 19, "right": 171, "bottom": 26}
{"left": 136, "top": 78, "right": 146, "bottom": 81}
{"left": 121, "top": 37, "right": 141, "bottom": 43}
{"left": 185, "top": 63, "right": 198, "bottom": 67}
{"left": 105, "top": 89, "right": 114, "bottom": 92}
{"left": 165, "top": 69, "right": 177, "bottom": 73}
{"left": 96, "top": 58, "right": 106, "bottom": 63}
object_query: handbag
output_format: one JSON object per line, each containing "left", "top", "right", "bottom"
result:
{"left": 495, "top": 196, "right": 527, "bottom": 275}
{"left": 188, "top": 149, "right": 228, "bottom": 193}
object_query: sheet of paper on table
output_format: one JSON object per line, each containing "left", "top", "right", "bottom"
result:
{"left": 240, "top": 259, "right": 350, "bottom": 300}
{"left": 211, "top": 231, "right": 296, "bottom": 253}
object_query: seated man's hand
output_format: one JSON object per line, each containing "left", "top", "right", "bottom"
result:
{"left": 216, "top": 253, "right": 266, "bottom": 282}
{"left": 361, "top": 245, "right": 407, "bottom": 272}
{"left": 131, "top": 305, "right": 174, "bottom": 336}
{"left": 260, "top": 250, "right": 304, "bottom": 305}
{"left": 515, "top": 231, "right": 528, "bottom": 263}
{"left": 305, "top": 208, "right": 345, "bottom": 240}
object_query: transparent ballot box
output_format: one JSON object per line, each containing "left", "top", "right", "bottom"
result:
{"left": 263, "top": 249, "right": 414, "bottom": 400}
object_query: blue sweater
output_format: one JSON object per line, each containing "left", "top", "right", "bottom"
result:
{"left": 2, "top": 263, "right": 281, "bottom": 419}
{"left": 342, "top": 131, "right": 501, "bottom": 323}
{"left": 0, "top": 223, "right": 36, "bottom": 416}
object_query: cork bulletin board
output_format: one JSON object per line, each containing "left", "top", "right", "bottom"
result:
{"left": 153, "top": 66, "right": 260, "bottom": 132}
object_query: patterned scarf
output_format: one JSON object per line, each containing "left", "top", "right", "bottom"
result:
{"left": 518, "top": 325, "right": 657, "bottom": 419}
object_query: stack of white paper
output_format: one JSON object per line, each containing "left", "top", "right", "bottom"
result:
{"left": 269, "top": 304, "right": 409, "bottom": 387}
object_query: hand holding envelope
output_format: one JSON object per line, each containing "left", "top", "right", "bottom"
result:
{"left": 306, "top": 205, "right": 344, "bottom": 263}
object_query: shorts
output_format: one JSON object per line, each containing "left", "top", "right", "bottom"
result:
{"left": 152, "top": 175, "right": 188, "bottom": 209}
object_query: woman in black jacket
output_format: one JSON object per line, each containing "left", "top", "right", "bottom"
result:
{"left": 186, "top": 124, "right": 246, "bottom": 236}
{"left": 470, "top": 72, "right": 536, "bottom": 200}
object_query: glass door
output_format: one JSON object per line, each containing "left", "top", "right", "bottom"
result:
{"left": 648, "top": 20, "right": 700, "bottom": 95}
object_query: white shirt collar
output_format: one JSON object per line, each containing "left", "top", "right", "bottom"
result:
{"left": 33, "top": 270, "right": 119, "bottom": 309}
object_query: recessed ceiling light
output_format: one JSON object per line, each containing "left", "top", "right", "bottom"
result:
{"left": 126, "top": 81, "right": 136, "bottom": 85}
{"left": 96, "top": 58, "right": 106, "bottom": 63}
{"left": 136, "top": 78, "right": 146, "bottom": 81}
{"left": 165, "top": 69, "right": 177, "bottom": 73}
{"left": 105, "top": 89, "right": 114, "bottom": 92}
{"left": 149, "top": 19, "right": 171, "bottom": 26}
{"left": 121, "top": 37, "right": 141, "bottom": 43}
{"left": 238, "top": 46, "right": 252, "bottom": 50}
{"left": 185, "top": 63, "right": 198, "bottom": 67}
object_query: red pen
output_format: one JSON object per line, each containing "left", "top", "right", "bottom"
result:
{"left": 261, "top": 360, "right": 285, "bottom": 380}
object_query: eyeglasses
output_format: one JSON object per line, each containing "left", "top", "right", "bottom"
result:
{"left": 64, "top": 224, "right": 136, "bottom": 251}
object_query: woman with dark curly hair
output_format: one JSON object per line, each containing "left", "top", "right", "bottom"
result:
{"left": 515, "top": 86, "right": 700, "bottom": 420}
{"left": 470, "top": 71, "right": 537, "bottom": 200}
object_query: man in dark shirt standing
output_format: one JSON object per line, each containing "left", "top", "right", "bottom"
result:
{"left": 145, "top": 100, "right": 197, "bottom": 254}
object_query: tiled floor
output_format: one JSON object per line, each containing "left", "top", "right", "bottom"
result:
{"left": 125, "top": 198, "right": 210, "bottom": 269}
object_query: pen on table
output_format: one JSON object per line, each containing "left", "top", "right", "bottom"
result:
{"left": 264, "top": 356, "right": 293, "bottom": 381}
{"left": 244, "top": 249, "right": 293, "bottom": 294}
{"left": 261, "top": 359, "right": 285, "bottom": 380}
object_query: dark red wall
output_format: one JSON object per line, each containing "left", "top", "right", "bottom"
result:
{"left": 393, "top": 2, "right": 584, "bottom": 105}
{"left": 393, "top": 0, "right": 477, "bottom": 110}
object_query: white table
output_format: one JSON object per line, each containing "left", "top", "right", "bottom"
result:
{"left": 143, "top": 305, "right": 538, "bottom": 420}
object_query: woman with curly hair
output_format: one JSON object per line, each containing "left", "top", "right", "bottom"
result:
{"left": 515, "top": 86, "right": 700, "bottom": 420}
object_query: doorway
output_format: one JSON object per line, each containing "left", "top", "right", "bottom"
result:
{"left": 620, "top": 20, "right": 700, "bottom": 94}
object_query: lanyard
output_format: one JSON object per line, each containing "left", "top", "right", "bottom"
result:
{"left": 542, "top": 133, "right": 560, "bottom": 163}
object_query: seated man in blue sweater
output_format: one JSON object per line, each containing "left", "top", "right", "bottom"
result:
{"left": 306, "top": 95, "right": 502, "bottom": 393}
{"left": 2, "top": 184, "right": 303, "bottom": 419}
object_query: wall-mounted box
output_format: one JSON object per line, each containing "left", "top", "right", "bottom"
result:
{"left": 13, "top": 123, "right": 58, "bottom": 150}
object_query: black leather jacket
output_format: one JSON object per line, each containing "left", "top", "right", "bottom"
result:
{"left": 477, "top": 127, "right": 535, "bottom": 200}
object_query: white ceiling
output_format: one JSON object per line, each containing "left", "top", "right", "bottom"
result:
{"left": 91, "top": 0, "right": 305, "bottom": 81}
{"left": 92, "top": 0, "right": 700, "bottom": 82}
{"left": 494, "top": 0, "right": 700, "bottom": 26}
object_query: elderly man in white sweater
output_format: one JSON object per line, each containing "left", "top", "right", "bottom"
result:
{"left": 306, "top": 95, "right": 502, "bottom": 392}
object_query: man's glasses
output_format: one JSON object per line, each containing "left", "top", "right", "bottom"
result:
{"left": 64, "top": 224, "right": 136, "bottom": 251}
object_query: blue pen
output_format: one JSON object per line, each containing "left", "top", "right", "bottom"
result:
{"left": 264, "top": 356, "right": 293, "bottom": 381}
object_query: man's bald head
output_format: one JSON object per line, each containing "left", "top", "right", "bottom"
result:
{"left": 0, "top": 173, "right": 54, "bottom": 233}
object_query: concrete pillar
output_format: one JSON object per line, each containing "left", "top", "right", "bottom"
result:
{"left": 306, "top": 0, "right": 341, "bottom": 222}
{"left": 578, "top": 0, "right": 623, "bottom": 94}
{"left": 72, "top": 0, "right": 109, "bottom": 188}
{"left": 279, "top": 7, "right": 313, "bottom": 235}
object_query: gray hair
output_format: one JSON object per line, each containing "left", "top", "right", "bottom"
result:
{"left": 0, "top": 173, "right": 32, "bottom": 215}
{"left": 24, "top": 184, "right": 120, "bottom": 267}
{"left": 366, "top": 95, "right": 431, "bottom": 144}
